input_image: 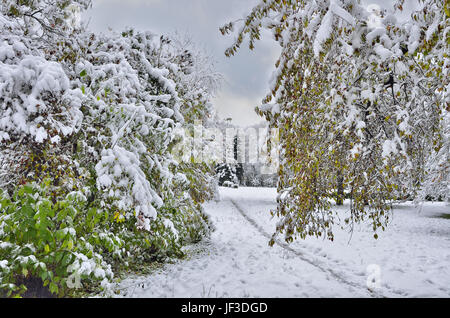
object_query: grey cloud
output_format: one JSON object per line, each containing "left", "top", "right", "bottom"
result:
{"left": 83, "top": 0, "right": 278, "bottom": 126}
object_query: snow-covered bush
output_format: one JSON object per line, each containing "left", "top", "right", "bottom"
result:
{"left": 240, "top": 163, "right": 278, "bottom": 188}
{"left": 0, "top": 182, "right": 119, "bottom": 297}
{"left": 0, "top": 0, "right": 219, "bottom": 296}
{"left": 216, "top": 163, "right": 239, "bottom": 186}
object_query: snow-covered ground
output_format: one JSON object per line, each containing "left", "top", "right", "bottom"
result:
{"left": 116, "top": 187, "right": 450, "bottom": 298}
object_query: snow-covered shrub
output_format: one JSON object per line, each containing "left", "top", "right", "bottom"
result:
{"left": 0, "top": 6, "right": 84, "bottom": 191}
{"left": 216, "top": 163, "right": 239, "bottom": 186}
{"left": 0, "top": 0, "right": 219, "bottom": 296}
{"left": 61, "top": 28, "right": 219, "bottom": 239}
{"left": 0, "top": 181, "right": 119, "bottom": 297}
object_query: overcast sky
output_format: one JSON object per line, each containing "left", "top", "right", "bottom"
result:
{"left": 83, "top": 0, "right": 280, "bottom": 126}
{"left": 82, "top": 0, "right": 402, "bottom": 126}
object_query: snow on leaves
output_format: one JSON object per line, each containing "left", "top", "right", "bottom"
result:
{"left": 0, "top": 46, "right": 82, "bottom": 143}
{"left": 222, "top": 0, "right": 449, "bottom": 242}
{"left": 0, "top": 0, "right": 219, "bottom": 297}
{"left": 1, "top": 1, "right": 218, "bottom": 237}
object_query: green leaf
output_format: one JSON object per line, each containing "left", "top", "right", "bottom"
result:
{"left": 57, "top": 209, "right": 68, "bottom": 222}
{"left": 62, "top": 253, "right": 72, "bottom": 266}
{"left": 21, "top": 205, "right": 34, "bottom": 218}
{"left": 80, "top": 70, "right": 87, "bottom": 77}
{"left": 23, "top": 185, "right": 34, "bottom": 194}
{"left": 49, "top": 282, "right": 58, "bottom": 295}
{"left": 55, "top": 251, "right": 64, "bottom": 263}
{"left": 40, "top": 271, "right": 48, "bottom": 282}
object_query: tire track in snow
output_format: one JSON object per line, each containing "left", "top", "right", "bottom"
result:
{"left": 229, "top": 199, "right": 407, "bottom": 298}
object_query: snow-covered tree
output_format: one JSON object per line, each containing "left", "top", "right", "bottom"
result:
{"left": 222, "top": 0, "right": 449, "bottom": 243}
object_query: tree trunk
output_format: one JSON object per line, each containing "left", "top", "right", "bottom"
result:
{"left": 336, "top": 171, "right": 344, "bottom": 206}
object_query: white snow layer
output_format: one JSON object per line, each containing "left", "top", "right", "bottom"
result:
{"left": 116, "top": 187, "right": 450, "bottom": 298}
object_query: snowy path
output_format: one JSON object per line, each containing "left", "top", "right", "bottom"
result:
{"left": 116, "top": 187, "right": 450, "bottom": 298}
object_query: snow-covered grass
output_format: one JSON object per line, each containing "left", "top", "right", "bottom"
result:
{"left": 116, "top": 187, "right": 450, "bottom": 298}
